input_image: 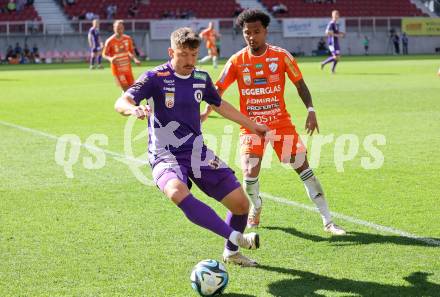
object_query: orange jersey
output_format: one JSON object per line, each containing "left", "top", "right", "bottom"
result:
{"left": 200, "top": 28, "right": 217, "bottom": 49}
{"left": 216, "top": 44, "right": 303, "bottom": 133}
{"left": 104, "top": 34, "right": 134, "bottom": 75}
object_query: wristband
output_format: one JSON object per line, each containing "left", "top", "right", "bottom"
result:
{"left": 307, "top": 107, "right": 315, "bottom": 113}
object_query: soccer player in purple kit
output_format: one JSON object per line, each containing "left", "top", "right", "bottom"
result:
{"left": 321, "top": 10, "right": 345, "bottom": 74}
{"left": 88, "top": 19, "right": 103, "bottom": 70}
{"left": 114, "top": 27, "right": 269, "bottom": 267}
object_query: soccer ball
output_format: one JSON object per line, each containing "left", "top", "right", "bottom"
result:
{"left": 190, "top": 259, "right": 229, "bottom": 296}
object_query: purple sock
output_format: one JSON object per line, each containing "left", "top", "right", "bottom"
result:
{"left": 331, "top": 60, "right": 338, "bottom": 72}
{"left": 90, "top": 56, "right": 95, "bottom": 66}
{"left": 321, "top": 56, "right": 334, "bottom": 66}
{"left": 225, "top": 212, "right": 248, "bottom": 251}
{"left": 178, "top": 194, "right": 233, "bottom": 239}
{"left": 98, "top": 55, "right": 102, "bottom": 64}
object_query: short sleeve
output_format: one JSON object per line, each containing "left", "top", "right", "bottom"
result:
{"left": 203, "top": 75, "right": 222, "bottom": 107}
{"left": 124, "top": 72, "right": 155, "bottom": 105}
{"left": 215, "top": 56, "right": 237, "bottom": 91}
{"left": 283, "top": 51, "right": 303, "bottom": 84}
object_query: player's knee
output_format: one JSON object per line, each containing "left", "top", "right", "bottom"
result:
{"left": 164, "top": 180, "right": 190, "bottom": 204}
{"left": 233, "top": 198, "right": 249, "bottom": 215}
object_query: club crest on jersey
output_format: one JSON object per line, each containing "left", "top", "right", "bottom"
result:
{"left": 165, "top": 93, "right": 175, "bottom": 108}
{"left": 194, "top": 89, "right": 203, "bottom": 103}
{"left": 269, "top": 62, "right": 278, "bottom": 73}
{"left": 243, "top": 73, "right": 251, "bottom": 86}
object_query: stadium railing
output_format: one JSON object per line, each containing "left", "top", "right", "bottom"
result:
{"left": 0, "top": 17, "right": 421, "bottom": 36}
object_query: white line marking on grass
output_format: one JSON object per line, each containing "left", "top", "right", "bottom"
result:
{"left": 1, "top": 120, "right": 439, "bottom": 247}
{"left": 261, "top": 192, "right": 440, "bottom": 246}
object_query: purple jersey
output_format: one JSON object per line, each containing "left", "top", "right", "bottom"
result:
{"left": 326, "top": 21, "right": 340, "bottom": 49}
{"left": 125, "top": 62, "right": 222, "bottom": 162}
{"left": 88, "top": 27, "right": 100, "bottom": 49}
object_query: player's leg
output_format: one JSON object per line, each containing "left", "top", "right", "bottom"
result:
{"left": 114, "top": 73, "right": 130, "bottom": 91}
{"left": 210, "top": 47, "right": 218, "bottom": 68}
{"left": 89, "top": 48, "right": 97, "bottom": 69}
{"left": 96, "top": 49, "right": 103, "bottom": 69}
{"left": 221, "top": 187, "right": 259, "bottom": 266}
{"left": 321, "top": 45, "right": 335, "bottom": 69}
{"left": 240, "top": 134, "right": 265, "bottom": 228}
{"left": 274, "top": 125, "right": 345, "bottom": 235}
{"left": 190, "top": 150, "right": 260, "bottom": 267}
{"left": 331, "top": 51, "right": 340, "bottom": 74}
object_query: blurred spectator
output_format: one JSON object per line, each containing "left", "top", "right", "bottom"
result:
{"left": 16, "top": 0, "right": 25, "bottom": 11}
{"left": 66, "top": 0, "right": 75, "bottom": 5}
{"left": 392, "top": 33, "right": 400, "bottom": 55}
{"left": 26, "top": 0, "right": 34, "bottom": 6}
{"left": 317, "top": 37, "right": 326, "bottom": 51}
{"left": 128, "top": 3, "right": 139, "bottom": 17}
{"left": 402, "top": 32, "right": 408, "bottom": 55}
{"left": 32, "top": 44, "right": 40, "bottom": 63}
{"left": 106, "top": 4, "right": 117, "bottom": 20}
{"left": 272, "top": 2, "right": 287, "bottom": 14}
{"left": 23, "top": 43, "right": 31, "bottom": 63}
{"left": 14, "top": 42, "right": 22, "bottom": 56}
{"left": 7, "top": 0, "right": 17, "bottom": 12}
{"left": 78, "top": 9, "right": 86, "bottom": 20}
{"left": 85, "top": 11, "right": 97, "bottom": 20}
{"left": 5, "top": 45, "right": 15, "bottom": 62}
{"left": 29, "top": 17, "right": 39, "bottom": 33}
{"left": 363, "top": 36, "right": 369, "bottom": 55}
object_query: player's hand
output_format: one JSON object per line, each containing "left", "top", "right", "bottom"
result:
{"left": 252, "top": 123, "right": 270, "bottom": 137}
{"left": 134, "top": 58, "right": 141, "bottom": 66}
{"left": 200, "top": 111, "right": 209, "bottom": 123}
{"left": 340, "top": 32, "right": 346, "bottom": 38}
{"left": 131, "top": 105, "right": 150, "bottom": 120}
{"left": 305, "top": 111, "right": 319, "bottom": 135}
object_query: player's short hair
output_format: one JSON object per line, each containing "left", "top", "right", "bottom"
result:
{"left": 170, "top": 27, "right": 201, "bottom": 49}
{"left": 113, "top": 19, "right": 124, "bottom": 27}
{"left": 236, "top": 9, "right": 271, "bottom": 29}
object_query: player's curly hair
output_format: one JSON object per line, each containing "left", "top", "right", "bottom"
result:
{"left": 236, "top": 9, "right": 271, "bottom": 29}
{"left": 170, "top": 27, "right": 201, "bottom": 49}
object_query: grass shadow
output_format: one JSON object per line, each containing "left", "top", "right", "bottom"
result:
{"left": 257, "top": 265, "right": 439, "bottom": 297}
{"left": 263, "top": 226, "right": 440, "bottom": 247}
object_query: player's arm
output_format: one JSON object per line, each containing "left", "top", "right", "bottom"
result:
{"left": 102, "top": 40, "right": 114, "bottom": 63}
{"left": 128, "top": 38, "right": 141, "bottom": 65}
{"left": 200, "top": 86, "right": 224, "bottom": 122}
{"left": 87, "top": 33, "right": 93, "bottom": 48}
{"left": 211, "top": 100, "right": 268, "bottom": 136}
{"left": 114, "top": 95, "right": 149, "bottom": 119}
{"left": 293, "top": 79, "right": 319, "bottom": 136}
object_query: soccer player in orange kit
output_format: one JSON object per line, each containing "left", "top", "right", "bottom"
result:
{"left": 198, "top": 22, "right": 220, "bottom": 68}
{"left": 103, "top": 20, "right": 141, "bottom": 91}
{"left": 201, "top": 9, "right": 346, "bottom": 235}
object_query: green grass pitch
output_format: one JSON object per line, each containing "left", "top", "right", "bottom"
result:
{"left": 1, "top": 55, "right": 439, "bottom": 296}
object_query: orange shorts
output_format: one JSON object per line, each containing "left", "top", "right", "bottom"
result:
{"left": 240, "top": 124, "right": 307, "bottom": 163}
{"left": 206, "top": 43, "right": 218, "bottom": 56}
{"left": 114, "top": 71, "right": 135, "bottom": 90}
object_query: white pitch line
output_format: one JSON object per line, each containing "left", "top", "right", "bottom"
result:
{"left": 1, "top": 119, "right": 439, "bottom": 247}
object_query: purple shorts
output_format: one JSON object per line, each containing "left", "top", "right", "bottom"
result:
{"left": 151, "top": 147, "right": 241, "bottom": 202}
{"left": 328, "top": 44, "right": 340, "bottom": 56}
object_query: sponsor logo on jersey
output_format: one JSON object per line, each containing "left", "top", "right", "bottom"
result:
{"left": 255, "top": 70, "right": 264, "bottom": 76}
{"left": 157, "top": 71, "right": 171, "bottom": 77}
{"left": 241, "top": 85, "right": 281, "bottom": 96}
{"left": 269, "top": 74, "right": 280, "bottom": 83}
{"left": 194, "top": 89, "right": 203, "bottom": 103}
{"left": 266, "top": 57, "right": 279, "bottom": 62}
{"left": 255, "top": 63, "right": 263, "bottom": 69}
{"left": 165, "top": 93, "right": 174, "bottom": 108}
{"left": 193, "top": 83, "right": 206, "bottom": 89}
{"left": 246, "top": 102, "right": 280, "bottom": 111}
{"left": 163, "top": 87, "right": 175, "bottom": 92}
{"left": 239, "top": 63, "right": 253, "bottom": 67}
{"left": 269, "top": 62, "right": 278, "bottom": 73}
{"left": 243, "top": 67, "right": 250, "bottom": 73}
{"left": 194, "top": 71, "right": 207, "bottom": 81}
{"left": 163, "top": 79, "right": 175, "bottom": 84}
{"left": 246, "top": 96, "right": 279, "bottom": 104}
{"left": 253, "top": 78, "right": 267, "bottom": 85}
{"left": 243, "top": 73, "right": 251, "bottom": 86}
